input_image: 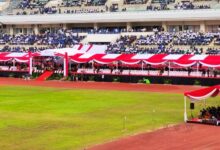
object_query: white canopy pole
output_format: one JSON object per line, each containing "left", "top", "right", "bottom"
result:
{"left": 204, "top": 99, "right": 206, "bottom": 108}
{"left": 92, "top": 60, "right": 94, "bottom": 73}
{"left": 141, "top": 61, "right": 144, "bottom": 75}
{"left": 13, "top": 59, "right": 15, "bottom": 67}
{"left": 28, "top": 51, "right": 32, "bottom": 75}
{"left": 69, "top": 59, "right": 71, "bottom": 71}
{"left": 29, "top": 57, "right": 33, "bottom": 75}
{"left": 116, "top": 61, "right": 118, "bottom": 71}
{"left": 184, "top": 96, "right": 188, "bottom": 122}
{"left": 196, "top": 61, "right": 199, "bottom": 77}
{"left": 168, "top": 61, "right": 171, "bottom": 76}
{"left": 63, "top": 57, "right": 66, "bottom": 77}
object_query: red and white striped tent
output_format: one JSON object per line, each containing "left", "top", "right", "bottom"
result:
{"left": 0, "top": 52, "right": 42, "bottom": 75}
{"left": 39, "top": 44, "right": 107, "bottom": 56}
{"left": 68, "top": 53, "right": 220, "bottom": 68}
{"left": 0, "top": 45, "right": 220, "bottom": 77}
{"left": 1, "top": 51, "right": 220, "bottom": 68}
{"left": 185, "top": 85, "right": 220, "bottom": 101}
{"left": 0, "top": 45, "right": 108, "bottom": 76}
{"left": 183, "top": 85, "right": 220, "bottom": 122}
{"left": 0, "top": 52, "right": 30, "bottom": 62}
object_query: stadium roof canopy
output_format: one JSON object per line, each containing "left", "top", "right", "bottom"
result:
{"left": 1, "top": 9, "right": 220, "bottom": 24}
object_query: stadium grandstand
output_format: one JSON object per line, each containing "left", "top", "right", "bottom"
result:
{"left": 0, "top": 0, "right": 219, "bottom": 85}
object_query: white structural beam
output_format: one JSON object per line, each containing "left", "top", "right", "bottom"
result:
{"left": 184, "top": 96, "right": 188, "bottom": 122}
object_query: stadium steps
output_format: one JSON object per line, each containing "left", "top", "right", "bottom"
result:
{"left": 36, "top": 70, "right": 54, "bottom": 81}
{"left": 2, "top": 0, "right": 22, "bottom": 15}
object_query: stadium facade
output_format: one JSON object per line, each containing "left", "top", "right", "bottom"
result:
{"left": 1, "top": 9, "right": 220, "bottom": 35}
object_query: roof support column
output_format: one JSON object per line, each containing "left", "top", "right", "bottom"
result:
{"left": 34, "top": 24, "right": 39, "bottom": 34}
{"left": 9, "top": 25, "right": 13, "bottom": 35}
{"left": 200, "top": 21, "right": 206, "bottom": 33}
{"left": 162, "top": 22, "right": 167, "bottom": 32}
{"left": 126, "top": 22, "right": 132, "bottom": 32}
{"left": 63, "top": 24, "right": 67, "bottom": 30}
{"left": 94, "top": 23, "right": 99, "bottom": 31}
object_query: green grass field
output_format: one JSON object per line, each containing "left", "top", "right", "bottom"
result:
{"left": 0, "top": 85, "right": 219, "bottom": 150}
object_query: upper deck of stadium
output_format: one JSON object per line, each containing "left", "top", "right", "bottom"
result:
{"left": 0, "top": 0, "right": 219, "bottom": 24}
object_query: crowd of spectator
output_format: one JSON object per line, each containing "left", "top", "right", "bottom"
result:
{"left": 206, "top": 48, "right": 220, "bottom": 54}
{"left": 65, "top": 27, "right": 131, "bottom": 34}
{"left": 16, "top": 0, "right": 108, "bottom": 15}
{"left": 215, "top": 36, "right": 220, "bottom": 45}
{"left": 0, "top": 61, "right": 28, "bottom": 71}
{"left": 86, "top": 0, "right": 107, "bottom": 6}
{"left": 124, "top": 0, "right": 147, "bottom": 4}
{"left": 13, "top": 0, "right": 216, "bottom": 15}
{"left": 105, "top": 31, "right": 220, "bottom": 54}
{"left": 17, "top": 0, "right": 106, "bottom": 10}
{"left": 0, "top": 29, "right": 83, "bottom": 49}
{"left": 199, "top": 106, "right": 220, "bottom": 120}
{"left": 18, "top": 0, "right": 47, "bottom": 9}
{"left": 43, "top": 27, "right": 126, "bottom": 34}
{"left": 0, "top": 46, "right": 48, "bottom": 52}
{"left": 146, "top": 4, "right": 168, "bottom": 11}
{"left": 18, "top": 0, "right": 31, "bottom": 9}
{"left": 135, "top": 32, "right": 173, "bottom": 45}
{"left": 0, "top": 28, "right": 220, "bottom": 54}
{"left": 16, "top": 6, "right": 58, "bottom": 15}
{"left": 173, "top": 31, "right": 214, "bottom": 45}
{"left": 164, "top": 46, "right": 203, "bottom": 54}
{"left": 106, "top": 35, "right": 137, "bottom": 54}
{"left": 61, "top": 0, "right": 82, "bottom": 7}
{"left": 63, "top": 8, "right": 105, "bottom": 14}
{"left": 16, "top": 7, "right": 107, "bottom": 15}
{"left": 174, "top": 2, "right": 210, "bottom": 10}
{"left": 106, "top": 44, "right": 204, "bottom": 54}
{"left": 151, "top": 0, "right": 175, "bottom": 4}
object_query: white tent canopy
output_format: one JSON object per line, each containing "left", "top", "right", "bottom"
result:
{"left": 38, "top": 44, "right": 107, "bottom": 56}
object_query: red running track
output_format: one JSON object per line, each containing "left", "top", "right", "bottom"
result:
{"left": 89, "top": 123, "right": 220, "bottom": 150}
{"left": 0, "top": 77, "right": 201, "bottom": 94}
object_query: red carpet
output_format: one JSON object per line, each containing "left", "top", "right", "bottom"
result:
{"left": 36, "top": 71, "right": 53, "bottom": 81}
